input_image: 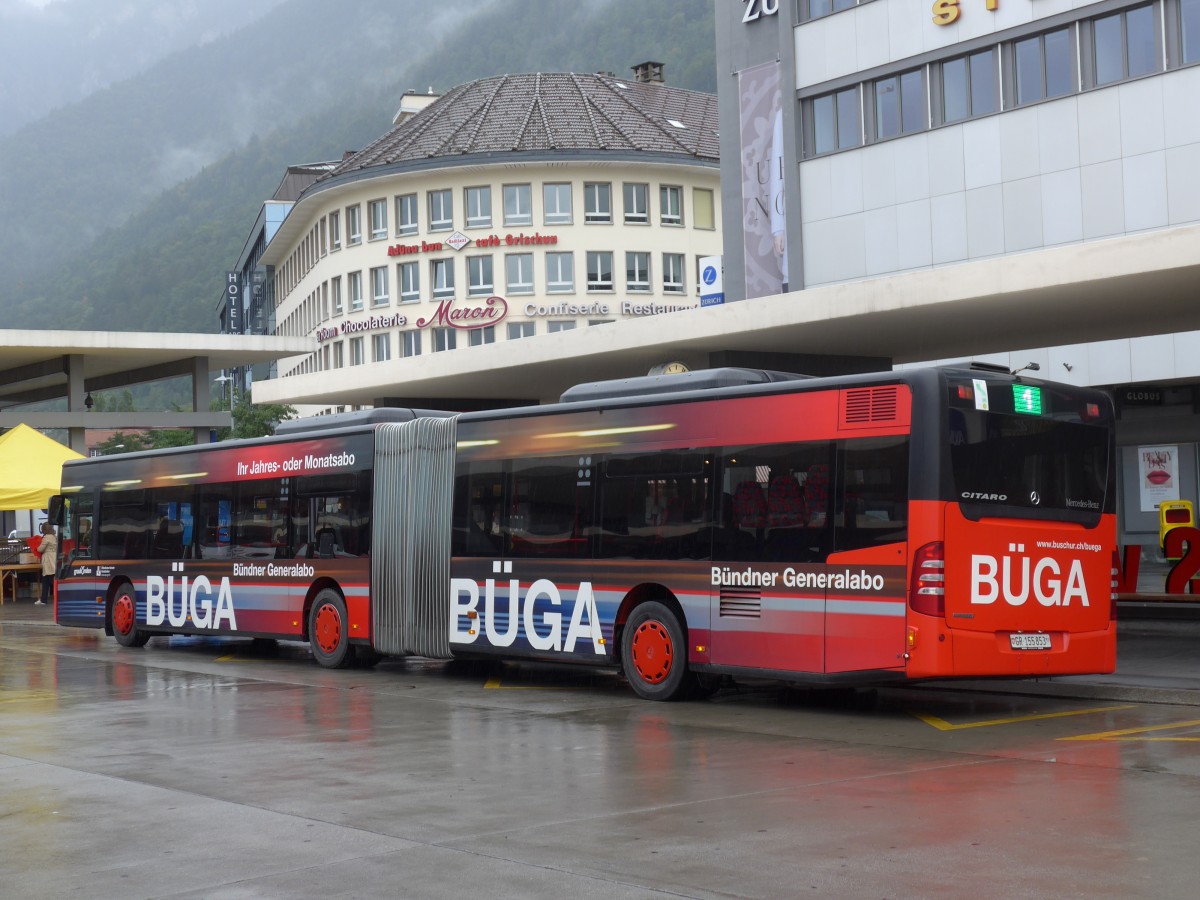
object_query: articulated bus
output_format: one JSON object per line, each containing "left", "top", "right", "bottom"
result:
{"left": 52, "top": 364, "right": 1116, "bottom": 700}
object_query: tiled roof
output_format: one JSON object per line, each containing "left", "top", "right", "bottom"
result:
{"left": 326, "top": 72, "right": 719, "bottom": 178}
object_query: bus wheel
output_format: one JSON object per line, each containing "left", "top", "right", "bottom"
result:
{"left": 111, "top": 585, "right": 149, "bottom": 648}
{"left": 623, "top": 601, "right": 688, "bottom": 701}
{"left": 352, "top": 646, "right": 382, "bottom": 669}
{"left": 309, "top": 589, "right": 353, "bottom": 669}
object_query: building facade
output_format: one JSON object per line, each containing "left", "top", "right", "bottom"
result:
{"left": 717, "top": 0, "right": 1200, "bottom": 557}
{"left": 254, "top": 70, "right": 721, "bottom": 411}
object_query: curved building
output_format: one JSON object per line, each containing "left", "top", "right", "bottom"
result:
{"left": 257, "top": 68, "right": 721, "bottom": 410}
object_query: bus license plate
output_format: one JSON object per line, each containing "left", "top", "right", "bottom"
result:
{"left": 1010, "top": 633, "right": 1051, "bottom": 650}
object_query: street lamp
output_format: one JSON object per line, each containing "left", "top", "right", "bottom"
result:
{"left": 214, "top": 374, "right": 232, "bottom": 403}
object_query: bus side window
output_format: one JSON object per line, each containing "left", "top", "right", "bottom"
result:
{"left": 719, "top": 442, "right": 833, "bottom": 563}
{"left": 833, "top": 437, "right": 909, "bottom": 553}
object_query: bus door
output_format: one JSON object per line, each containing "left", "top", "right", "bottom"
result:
{"left": 709, "top": 442, "right": 831, "bottom": 675}
{"left": 823, "top": 437, "right": 909, "bottom": 674}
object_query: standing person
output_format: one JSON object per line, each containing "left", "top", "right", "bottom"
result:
{"left": 35, "top": 522, "right": 57, "bottom": 606}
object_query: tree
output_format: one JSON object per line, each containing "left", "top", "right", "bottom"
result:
{"left": 212, "top": 395, "right": 296, "bottom": 440}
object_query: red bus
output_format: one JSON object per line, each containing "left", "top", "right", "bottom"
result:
{"left": 53, "top": 364, "right": 1116, "bottom": 700}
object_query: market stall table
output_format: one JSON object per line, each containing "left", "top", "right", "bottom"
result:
{"left": 0, "top": 563, "right": 40, "bottom": 604}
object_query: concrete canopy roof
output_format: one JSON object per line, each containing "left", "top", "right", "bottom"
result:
{"left": 250, "top": 224, "right": 1200, "bottom": 409}
{"left": 0, "top": 330, "right": 313, "bottom": 413}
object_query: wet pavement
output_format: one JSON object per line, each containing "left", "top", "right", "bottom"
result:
{"left": 1, "top": 600, "right": 1198, "bottom": 898}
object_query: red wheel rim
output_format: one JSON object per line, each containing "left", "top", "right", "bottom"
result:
{"left": 313, "top": 603, "right": 342, "bottom": 655}
{"left": 631, "top": 620, "right": 673, "bottom": 685}
{"left": 113, "top": 594, "right": 135, "bottom": 635}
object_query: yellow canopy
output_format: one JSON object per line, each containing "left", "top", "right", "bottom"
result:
{"left": 0, "top": 424, "right": 84, "bottom": 511}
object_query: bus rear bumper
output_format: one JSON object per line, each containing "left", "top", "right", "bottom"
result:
{"left": 906, "top": 624, "right": 1117, "bottom": 678}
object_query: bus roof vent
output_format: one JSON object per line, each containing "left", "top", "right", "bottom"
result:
{"left": 559, "top": 367, "right": 809, "bottom": 403}
{"left": 840, "top": 386, "right": 902, "bottom": 429}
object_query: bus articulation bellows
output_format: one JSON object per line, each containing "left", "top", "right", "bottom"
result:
{"left": 51, "top": 365, "right": 1117, "bottom": 700}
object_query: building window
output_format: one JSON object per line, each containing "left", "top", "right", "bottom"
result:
{"left": 371, "top": 266, "right": 389, "bottom": 307}
{"left": 803, "top": 0, "right": 862, "bottom": 22}
{"left": 623, "top": 183, "right": 649, "bottom": 224}
{"left": 349, "top": 336, "right": 364, "bottom": 366}
{"left": 432, "top": 258, "right": 455, "bottom": 300}
{"left": 1184, "top": 0, "right": 1200, "bottom": 64}
{"left": 693, "top": 188, "right": 715, "bottom": 230}
{"left": 503, "top": 184, "right": 532, "bottom": 226}
{"left": 809, "top": 85, "right": 862, "bottom": 156}
{"left": 469, "top": 325, "right": 496, "bottom": 346}
{"left": 941, "top": 48, "right": 997, "bottom": 123}
{"left": 348, "top": 271, "right": 363, "bottom": 312}
{"left": 1014, "top": 28, "right": 1074, "bottom": 106}
{"left": 346, "top": 205, "right": 362, "bottom": 245}
{"left": 1092, "top": 5, "right": 1158, "bottom": 87}
{"left": 372, "top": 333, "right": 390, "bottom": 362}
{"left": 369, "top": 199, "right": 388, "bottom": 240}
{"left": 432, "top": 328, "right": 457, "bottom": 352}
{"left": 584, "top": 182, "right": 611, "bottom": 223}
{"left": 626, "top": 251, "right": 650, "bottom": 292}
{"left": 333, "top": 341, "right": 344, "bottom": 368}
{"left": 429, "top": 189, "right": 452, "bottom": 231}
{"left": 467, "top": 256, "right": 493, "bottom": 296}
{"left": 396, "top": 193, "right": 418, "bottom": 236}
{"left": 401, "top": 330, "right": 421, "bottom": 358}
{"left": 506, "top": 253, "right": 534, "bottom": 294}
{"left": 543, "top": 183, "right": 572, "bottom": 224}
{"left": 507, "top": 322, "right": 535, "bottom": 340}
{"left": 874, "top": 69, "right": 925, "bottom": 140}
{"left": 548, "top": 320, "right": 576, "bottom": 333}
{"left": 663, "top": 253, "right": 685, "bottom": 294}
{"left": 331, "top": 276, "right": 343, "bottom": 316}
{"left": 329, "top": 210, "right": 341, "bottom": 250}
{"left": 465, "top": 186, "right": 492, "bottom": 228}
{"left": 546, "top": 252, "right": 574, "bottom": 293}
{"left": 586, "top": 251, "right": 613, "bottom": 291}
{"left": 399, "top": 261, "right": 419, "bottom": 303}
{"left": 319, "top": 217, "right": 328, "bottom": 256}
{"left": 659, "top": 185, "right": 682, "bottom": 226}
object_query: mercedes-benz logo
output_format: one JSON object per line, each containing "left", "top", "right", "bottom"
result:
{"left": 1030, "top": 491, "right": 1041, "bottom": 505}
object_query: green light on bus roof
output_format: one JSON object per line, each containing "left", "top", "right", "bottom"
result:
{"left": 1012, "top": 384, "right": 1043, "bottom": 415}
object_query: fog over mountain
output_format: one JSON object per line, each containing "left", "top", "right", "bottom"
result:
{"left": 0, "top": 0, "right": 715, "bottom": 332}
{"left": 0, "top": 0, "right": 288, "bottom": 136}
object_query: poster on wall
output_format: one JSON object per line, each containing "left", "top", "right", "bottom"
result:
{"left": 1138, "top": 444, "right": 1180, "bottom": 512}
{"left": 738, "top": 60, "right": 787, "bottom": 299}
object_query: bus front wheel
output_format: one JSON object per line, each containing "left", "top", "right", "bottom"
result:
{"left": 622, "top": 600, "right": 688, "bottom": 701}
{"left": 111, "top": 585, "right": 150, "bottom": 648}
{"left": 309, "top": 589, "right": 353, "bottom": 669}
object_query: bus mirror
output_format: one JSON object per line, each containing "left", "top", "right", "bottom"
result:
{"left": 46, "top": 495, "right": 64, "bottom": 526}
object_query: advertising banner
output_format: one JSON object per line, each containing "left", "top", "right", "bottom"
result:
{"left": 1138, "top": 444, "right": 1179, "bottom": 512}
{"left": 738, "top": 61, "right": 786, "bottom": 299}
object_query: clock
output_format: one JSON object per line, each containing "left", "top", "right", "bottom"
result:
{"left": 649, "top": 361, "right": 689, "bottom": 376}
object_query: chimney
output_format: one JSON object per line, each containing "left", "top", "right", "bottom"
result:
{"left": 631, "top": 61, "right": 664, "bottom": 84}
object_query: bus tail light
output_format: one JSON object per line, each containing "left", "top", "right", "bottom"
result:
{"left": 910, "top": 541, "right": 945, "bottom": 617}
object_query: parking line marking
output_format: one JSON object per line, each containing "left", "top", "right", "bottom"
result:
{"left": 1058, "top": 718, "right": 1200, "bottom": 742}
{"left": 914, "top": 705, "right": 1133, "bottom": 731}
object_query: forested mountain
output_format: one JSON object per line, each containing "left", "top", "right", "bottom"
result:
{"left": 0, "top": 0, "right": 715, "bottom": 334}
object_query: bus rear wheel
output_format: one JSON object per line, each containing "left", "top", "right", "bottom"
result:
{"left": 622, "top": 600, "right": 688, "bottom": 701}
{"left": 111, "top": 585, "right": 150, "bottom": 648}
{"left": 309, "top": 589, "right": 353, "bottom": 669}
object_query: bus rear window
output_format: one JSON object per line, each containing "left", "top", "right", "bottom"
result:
{"left": 948, "top": 407, "right": 1109, "bottom": 521}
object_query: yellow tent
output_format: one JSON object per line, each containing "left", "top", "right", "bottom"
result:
{"left": 0, "top": 424, "right": 84, "bottom": 511}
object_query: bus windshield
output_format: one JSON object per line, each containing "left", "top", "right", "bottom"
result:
{"left": 948, "top": 386, "right": 1110, "bottom": 522}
